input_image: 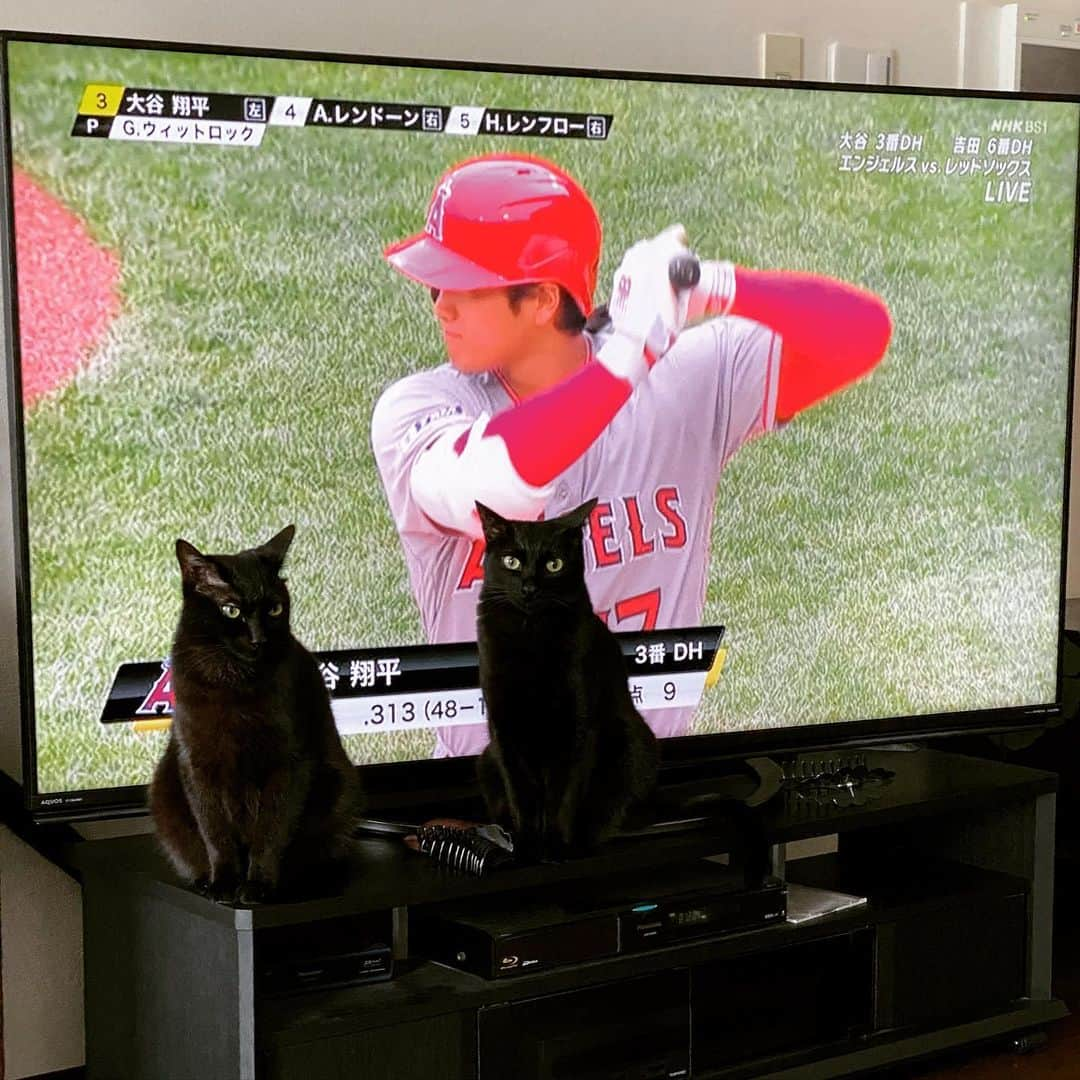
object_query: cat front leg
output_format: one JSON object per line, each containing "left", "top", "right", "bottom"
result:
{"left": 571, "top": 752, "right": 640, "bottom": 852}
{"left": 198, "top": 807, "right": 243, "bottom": 902}
{"left": 241, "top": 767, "right": 307, "bottom": 903}
{"left": 495, "top": 755, "right": 545, "bottom": 862}
{"left": 549, "top": 784, "right": 591, "bottom": 860}
{"left": 204, "top": 847, "right": 242, "bottom": 901}
{"left": 181, "top": 767, "right": 243, "bottom": 901}
{"left": 549, "top": 733, "right": 601, "bottom": 859}
{"left": 477, "top": 747, "right": 511, "bottom": 827}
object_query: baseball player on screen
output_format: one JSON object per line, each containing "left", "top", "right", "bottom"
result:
{"left": 372, "top": 152, "right": 892, "bottom": 758}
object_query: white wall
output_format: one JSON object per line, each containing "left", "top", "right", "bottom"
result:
{"left": 0, "top": 828, "right": 84, "bottom": 1079}
{"left": 1019, "top": 1, "right": 1080, "bottom": 44}
{"left": 0, "top": 1, "right": 1045, "bottom": 1075}
{"left": 0, "top": 0, "right": 1013, "bottom": 85}
{"left": 961, "top": 1, "right": 1021, "bottom": 89}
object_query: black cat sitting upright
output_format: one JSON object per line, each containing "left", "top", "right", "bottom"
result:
{"left": 475, "top": 500, "right": 659, "bottom": 861}
{"left": 149, "top": 525, "right": 361, "bottom": 904}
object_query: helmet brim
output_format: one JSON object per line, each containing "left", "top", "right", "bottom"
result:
{"left": 384, "top": 233, "right": 510, "bottom": 292}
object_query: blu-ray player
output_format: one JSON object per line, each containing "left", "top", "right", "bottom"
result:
{"left": 414, "top": 860, "right": 785, "bottom": 979}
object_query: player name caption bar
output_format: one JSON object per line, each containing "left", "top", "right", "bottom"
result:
{"left": 309, "top": 101, "right": 611, "bottom": 139}
{"left": 71, "top": 85, "right": 273, "bottom": 146}
{"left": 448, "top": 108, "right": 611, "bottom": 140}
{"left": 106, "top": 85, "right": 273, "bottom": 122}
{"left": 101, "top": 626, "right": 725, "bottom": 732}
{"left": 329, "top": 670, "right": 710, "bottom": 736}
{"left": 306, "top": 99, "right": 447, "bottom": 131}
{"left": 72, "top": 115, "right": 268, "bottom": 147}
{"left": 71, "top": 84, "right": 612, "bottom": 145}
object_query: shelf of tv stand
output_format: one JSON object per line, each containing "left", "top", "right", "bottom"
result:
{"left": 66, "top": 746, "right": 1057, "bottom": 929}
{"left": 71, "top": 747, "right": 1067, "bottom": 1080}
{"left": 252, "top": 848, "right": 1059, "bottom": 1080}
{"left": 259, "top": 854, "right": 1025, "bottom": 1044}
{"left": 262, "top": 875, "right": 867, "bottom": 1042}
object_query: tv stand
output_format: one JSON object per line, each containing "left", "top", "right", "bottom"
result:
{"left": 652, "top": 754, "right": 785, "bottom": 811}
{"left": 358, "top": 756, "right": 784, "bottom": 843}
{"left": 69, "top": 748, "right": 1065, "bottom": 1079}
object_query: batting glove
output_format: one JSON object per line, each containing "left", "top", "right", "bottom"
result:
{"left": 686, "top": 259, "right": 737, "bottom": 323}
{"left": 596, "top": 224, "right": 692, "bottom": 385}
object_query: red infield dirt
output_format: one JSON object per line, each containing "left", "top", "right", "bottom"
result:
{"left": 12, "top": 166, "right": 121, "bottom": 407}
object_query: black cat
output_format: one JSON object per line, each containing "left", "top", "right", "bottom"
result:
{"left": 148, "top": 526, "right": 361, "bottom": 904}
{"left": 475, "top": 500, "right": 659, "bottom": 860}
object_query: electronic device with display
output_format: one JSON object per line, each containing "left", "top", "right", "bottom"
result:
{"left": 1, "top": 32, "right": 1076, "bottom": 822}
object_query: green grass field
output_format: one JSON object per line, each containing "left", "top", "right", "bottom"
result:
{"left": 7, "top": 40, "right": 1076, "bottom": 794}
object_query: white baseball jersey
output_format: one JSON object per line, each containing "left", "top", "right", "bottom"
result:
{"left": 371, "top": 316, "right": 782, "bottom": 757}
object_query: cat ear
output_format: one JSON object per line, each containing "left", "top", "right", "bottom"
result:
{"left": 558, "top": 498, "right": 599, "bottom": 532}
{"left": 256, "top": 525, "right": 296, "bottom": 570}
{"left": 474, "top": 502, "right": 511, "bottom": 543}
{"left": 176, "top": 539, "right": 229, "bottom": 590}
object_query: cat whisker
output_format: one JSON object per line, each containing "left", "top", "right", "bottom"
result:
{"left": 480, "top": 587, "right": 516, "bottom": 607}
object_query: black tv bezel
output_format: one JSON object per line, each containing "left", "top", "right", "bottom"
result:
{"left": 2, "top": 29, "right": 1077, "bottom": 824}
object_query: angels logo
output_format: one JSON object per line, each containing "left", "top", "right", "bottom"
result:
{"left": 424, "top": 176, "right": 453, "bottom": 242}
{"left": 136, "top": 660, "right": 174, "bottom": 716}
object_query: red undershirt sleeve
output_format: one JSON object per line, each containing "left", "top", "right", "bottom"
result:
{"left": 729, "top": 268, "right": 893, "bottom": 423}
{"left": 478, "top": 362, "right": 633, "bottom": 487}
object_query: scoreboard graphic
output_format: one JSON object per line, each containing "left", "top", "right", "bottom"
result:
{"left": 100, "top": 626, "right": 727, "bottom": 736}
{"left": 71, "top": 83, "right": 614, "bottom": 147}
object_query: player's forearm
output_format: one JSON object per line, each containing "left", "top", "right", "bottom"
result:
{"left": 411, "top": 360, "right": 637, "bottom": 536}
{"left": 484, "top": 360, "right": 632, "bottom": 486}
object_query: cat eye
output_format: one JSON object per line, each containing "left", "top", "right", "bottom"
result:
{"left": 545, "top": 558, "right": 565, "bottom": 574}
{"left": 501, "top": 555, "right": 522, "bottom": 571}
{"left": 220, "top": 603, "right": 241, "bottom": 619}
{"left": 268, "top": 602, "right": 283, "bottom": 617}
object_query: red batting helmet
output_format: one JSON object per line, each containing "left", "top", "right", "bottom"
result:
{"left": 384, "top": 153, "right": 602, "bottom": 317}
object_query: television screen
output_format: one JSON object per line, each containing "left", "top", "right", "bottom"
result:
{"left": 3, "top": 34, "right": 1077, "bottom": 816}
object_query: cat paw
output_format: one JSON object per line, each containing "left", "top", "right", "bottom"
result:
{"left": 538, "top": 845, "right": 573, "bottom": 864}
{"left": 236, "top": 879, "right": 274, "bottom": 905}
{"left": 206, "top": 877, "right": 239, "bottom": 904}
{"left": 541, "top": 837, "right": 591, "bottom": 862}
{"left": 509, "top": 838, "right": 541, "bottom": 864}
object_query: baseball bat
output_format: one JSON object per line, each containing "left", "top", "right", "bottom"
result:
{"left": 668, "top": 252, "right": 701, "bottom": 290}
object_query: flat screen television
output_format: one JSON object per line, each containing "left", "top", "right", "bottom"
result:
{"left": 2, "top": 31, "right": 1077, "bottom": 822}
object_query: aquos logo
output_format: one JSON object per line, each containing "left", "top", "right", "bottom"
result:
{"left": 425, "top": 176, "right": 453, "bottom": 242}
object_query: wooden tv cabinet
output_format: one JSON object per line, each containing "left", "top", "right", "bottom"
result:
{"left": 69, "top": 748, "right": 1066, "bottom": 1079}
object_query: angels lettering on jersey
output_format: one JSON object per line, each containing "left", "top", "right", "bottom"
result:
{"left": 455, "top": 486, "right": 690, "bottom": 624}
